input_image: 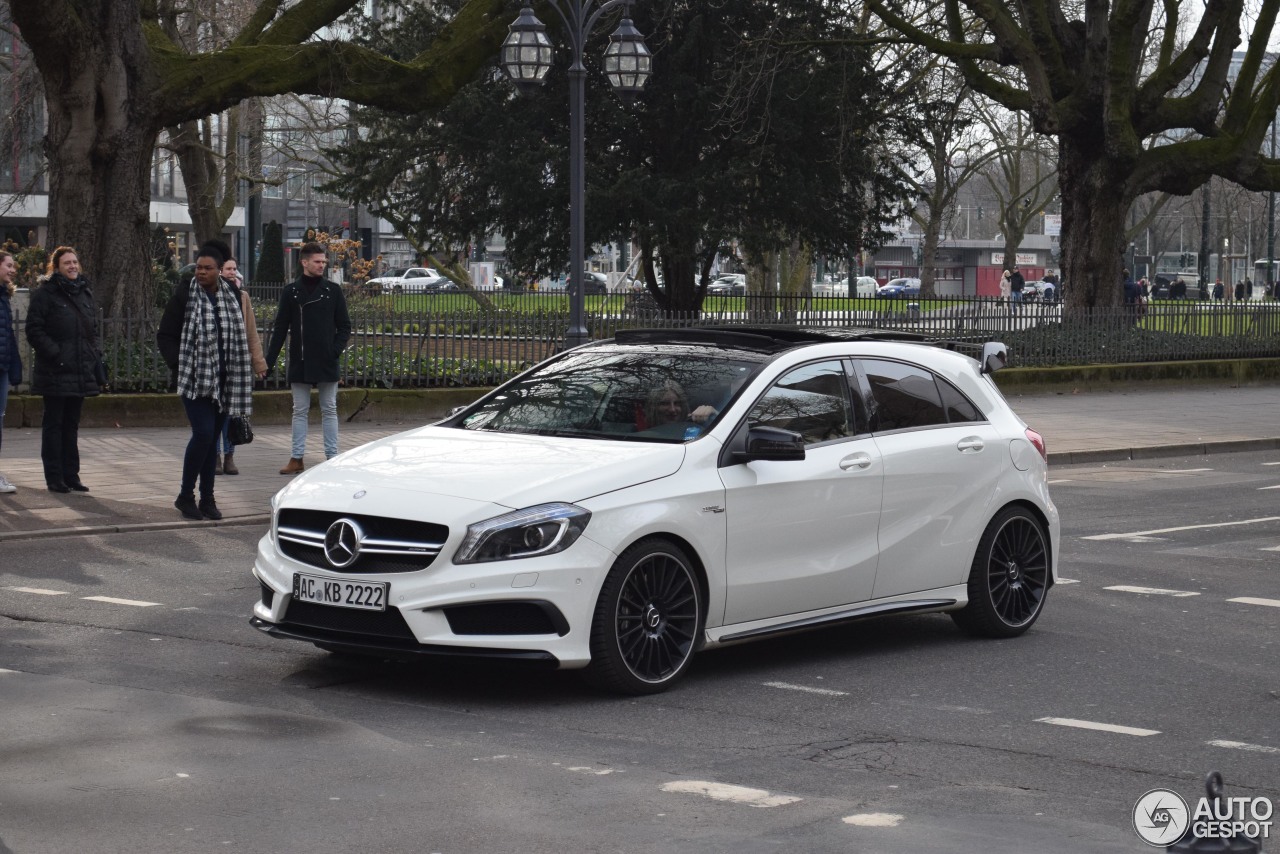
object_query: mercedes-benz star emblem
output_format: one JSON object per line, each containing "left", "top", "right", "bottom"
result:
{"left": 323, "top": 518, "right": 364, "bottom": 569}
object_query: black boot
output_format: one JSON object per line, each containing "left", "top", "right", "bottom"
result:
{"left": 174, "top": 494, "right": 203, "bottom": 520}
{"left": 198, "top": 497, "right": 223, "bottom": 521}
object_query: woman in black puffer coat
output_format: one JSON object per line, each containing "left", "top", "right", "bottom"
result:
{"left": 25, "top": 246, "right": 103, "bottom": 493}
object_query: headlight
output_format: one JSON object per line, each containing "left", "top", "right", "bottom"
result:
{"left": 454, "top": 503, "right": 591, "bottom": 565}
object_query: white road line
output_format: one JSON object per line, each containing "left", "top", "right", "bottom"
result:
{"left": 764, "top": 681, "right": 849, "bottom": 696}
{"left": 1083, "top": 516, "right": 1280, "bottom": 540}
{"left": 1208, "top": 740, "right": 1280, "bottom": 755}
{"left": 81, "top": 596, "right": 163, "bottom": 608}
{"left": 1047, "top": 479, "right": 1072, "bottom": 484}
{"left": 1263, "top": 462, "right": 1280, "bottom": 466}
{"left": 1258, "top": 485, "right": 1280, "bottom": 490}
{"left": 1104, "top": 585, "right": 1200, "bottom": 597}
{"left": 1036, "top": 717, "right": 1161, "bottom": 737}
{"left": 1260, "top": 546, "right": 1280, "bottom": 552}
{"left": 843, "top": 813, "right": 904, "bottom": 827}
{"left": 7, "top": 587, "right": 69, "bottom": 596}
{"left": 1057, "top": 578, "right": 1081, "bottom": 585}
{"left": 0, "top": 668, "right": 17, "bottom": 674}
{"left": 1160, "top": 468, "right": 1213, "bottom": 473}
{"left": 661, "top": 781, "right": 801, "bottom": 808}
{"left": 1227, "top": 597, "right": 1280, "bottom": 608}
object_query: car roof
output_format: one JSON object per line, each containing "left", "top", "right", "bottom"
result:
{"left": 610, "top": 326, "right": 928, "bottom": 354}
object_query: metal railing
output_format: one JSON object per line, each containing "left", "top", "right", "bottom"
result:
{"left": 8, "top": 293, "right": 1280, "bottom": 392}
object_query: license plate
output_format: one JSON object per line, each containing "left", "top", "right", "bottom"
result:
{"left": 292, "top": 573, "right": 388, "bottom": 612}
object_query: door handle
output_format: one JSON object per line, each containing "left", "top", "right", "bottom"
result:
{"left": 839, "top": 452, "right": 873, "bottom": 470}
{"left": 956, "top": 437, "right": 985, "bottom": 452}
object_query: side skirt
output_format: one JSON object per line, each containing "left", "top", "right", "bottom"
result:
{"left": 706, "top": 597, "right": 959, "bottom": 648}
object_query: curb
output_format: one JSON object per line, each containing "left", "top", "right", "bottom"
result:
{"left": 0, "top": 514, "right": 272, "bottom": 543}
{"left": 1048, "top": 437, "right": 1280, "bottom": 466}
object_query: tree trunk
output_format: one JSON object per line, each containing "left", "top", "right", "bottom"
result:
{"left": 919, "top": 218, "right": 943, "bottom": 297}
{"left": 1058, "top": 137, "right": 1133, "bottom": 309}
{"left": 35, "top": 6, "right": 159, "bottom": 317}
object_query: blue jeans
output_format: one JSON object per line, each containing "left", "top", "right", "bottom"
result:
{"left": 181, "top": 396, "right": 225, "bottom": 500}
{"left": 0, "top": 373, "right": 8, "bottom": 457}
{"left": 291, "top": 382, "right": 338, "bottom": 459}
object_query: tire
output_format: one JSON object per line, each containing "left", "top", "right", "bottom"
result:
{"left": 585, "top": 538, "right": 703, "bottom": 695}
{"left": 951, "top": 506, "right": 1050, "bottom": 638}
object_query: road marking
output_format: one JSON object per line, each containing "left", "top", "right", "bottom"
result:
{"left": 1057, "top": 578, "right": 1081, "bottom": 585}
{"left": 843, "top": 813, "right": 904, "bottom": 827}
{"left": 1047, "top": 479, "right": 1072, "bottom": 484}
{"left": 1083, "top": 516, "right": 1280, "bottom": 540}
{"left": 1036, "top": 717, "right": 1161, "bottom": 737}
{"left": 661, "top": 781, "right": 801, "bottom": 808}
{"left": 1263, "top": 462, "right": 1280, "bottom": 466}
{"left": 1227, "top": 597, "right": 1280, "bottom": 608}
{"left": 7, "top": 586, "right": 69, "bottom": 596}
{"left": 81, "top": 596, "right": 163, "bottom": 608}
{"left": 1104, "top": 585, "right": 1200, "bottom": 597}
{"left": 1261, "top": 546, "right": 1280, "bottom": 552}
{"left": 1160, "top": 468, "right": 1213, "bottom": 473}
{"left": 1208, "top": 740, "right": 1280, "bottom": 755}
{"left": 764, "top": 681, "right": 849, "bottom": 696}
{"left": 1258, "top": 485, "right": 1280, "bottom": 490}
{"left": 0, "top": 668, "right": 17, "bottom": 674}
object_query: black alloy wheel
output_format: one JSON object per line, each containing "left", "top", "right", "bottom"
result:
{"left": 952, "top": 506, "right": 1050, "bottom": 638}
{"left": 586, "top": 538, "right": 703, "bottom": 694}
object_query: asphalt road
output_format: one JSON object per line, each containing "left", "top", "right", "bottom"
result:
{"left": 1, "top": 451, "right": 1277, "bottom": 854}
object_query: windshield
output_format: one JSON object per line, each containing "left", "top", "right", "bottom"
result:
{"left": 456, "top": 346, "right": 763, "bottom": 443}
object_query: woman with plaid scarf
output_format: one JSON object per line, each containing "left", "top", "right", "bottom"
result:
{"left": 157, "top": 243, "right": 254, "bottom": 520}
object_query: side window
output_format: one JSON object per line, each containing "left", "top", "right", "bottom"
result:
{"left": 746, "top": 361, "right": 859, "bottom": 445}
{"left": 938, "top": 377, "right": 983, "bottom": 423}
{"left": 860, "top": 359, "right": 947, "bottom": 431}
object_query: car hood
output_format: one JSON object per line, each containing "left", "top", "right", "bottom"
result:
{"left": 282, "top": 426, "right": 688, "bottom": 508}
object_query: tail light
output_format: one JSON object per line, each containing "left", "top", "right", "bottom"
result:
{"left": 1025, "top": 428, "right": 1047, "bottom": 462}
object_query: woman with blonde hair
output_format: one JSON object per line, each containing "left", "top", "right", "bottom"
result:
{"left": 25, "top": 246, "right": 103, "bottom": 493}
{"left": 644, "top": 380, "right": 689, "bottom": 427}
{"left": 0, "top": 250, "right": 24, "bottom": 493}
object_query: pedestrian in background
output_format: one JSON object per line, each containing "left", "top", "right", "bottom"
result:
{"left": 1122, "top": 268, "right": 1140, "bottom": 326}
{"left": 157, "top": 242, "right": 254, "bottom": 521}
{"left": 265, "top": 242, "right": 351, "bottom": 475}
{"left": 1213, "top": 279, "right": 1225, "bottom": 300}
{"left": 25, "top": 246, "right": 102, "bottom": 493}
{"left": 212, "top": 249, "right": 267, "bottom": 476}
{"left": 1009, "top": 266, "right": 1025, "bottom": 311}
{"left": 0, "top": 251, "right": 23, "bottom": 494}
{"left": 999, "top": 269, "right": 1011, "bottom": 301}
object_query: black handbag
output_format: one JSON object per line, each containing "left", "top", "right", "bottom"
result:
{"left": 228, "top": 414, "right": 254, "bottom": 446}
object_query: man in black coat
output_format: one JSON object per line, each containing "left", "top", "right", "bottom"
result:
{"left": 265, "top": 242, "right": 351, "bottom": 474}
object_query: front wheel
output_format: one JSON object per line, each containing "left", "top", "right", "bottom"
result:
{"left": 951, "top": 506, "right": 1050, "bottom": 638}
{"left": 585, "top": 538, "right": 703, "bottom": 695}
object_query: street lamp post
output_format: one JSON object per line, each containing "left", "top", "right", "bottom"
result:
{"left": 501, "top": 2, "right": 652, "bottom": 349}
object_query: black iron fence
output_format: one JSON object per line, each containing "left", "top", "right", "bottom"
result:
{"left": 10, "top": 293, "right": 1280, "bottom": 392}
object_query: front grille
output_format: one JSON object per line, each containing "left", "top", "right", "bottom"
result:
{"left": 277, "top": 509, "right": 449, "bottom": 574}
{"left": 444, "top": 601, "right": 569, "bottom": 637}
{"left": 282, "top": 599, "right": 417, "bottom": 641}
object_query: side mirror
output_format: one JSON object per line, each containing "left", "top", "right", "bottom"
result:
{"left": 980, "top": 341, "right": 1008, "bottom": 374}
{"left": 735, "top": 425, "right": 806, "bottom": 462}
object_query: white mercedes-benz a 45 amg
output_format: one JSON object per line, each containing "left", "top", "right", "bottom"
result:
{"left": 251, "top": 327, "right": 1059, "bottom": 694}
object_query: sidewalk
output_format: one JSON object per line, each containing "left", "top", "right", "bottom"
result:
{"left": 0, "top": 385, "right": 1276, "bottom": 541}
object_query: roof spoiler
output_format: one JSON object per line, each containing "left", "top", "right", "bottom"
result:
{"left": 980, "top": 341, "right": 1009, "bottom": 374}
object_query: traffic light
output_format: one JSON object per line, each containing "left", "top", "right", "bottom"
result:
{"left": 1180, "top": 253, "right": 1188, "bottom": 267}
{"left": 977, "top": 206, "right": 984, "bottom": 221}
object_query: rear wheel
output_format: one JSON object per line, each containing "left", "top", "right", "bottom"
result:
{"left": 951, "top": 506, "right": 1050, "bottom": 638}
{"left": 585, "top": 538, "right": 703, "bottom": 694}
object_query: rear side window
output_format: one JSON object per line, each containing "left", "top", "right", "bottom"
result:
{"left": 938, "top": 377, "right": 982, "bottom": 423}
{"left": 859, "top": 359, "right": 946, "bottom": 431}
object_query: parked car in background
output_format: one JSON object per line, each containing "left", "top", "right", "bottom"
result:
{"left": 707, "top": 274, "right": 747, "bottom": 296}
{"left": 876, "top": 277, "right": 922, "bottom": 298}
{"left": 840, "top": 276, "right": 880, "bottom": 297}
{"left": 367, "top": 267, "right": 447, "bottom": 293}
{"left": 251, "top": 326, "right": 1058, "bottom": 694}
{"left": 566, "top": 271, "right": 609, "bottom": 296}
{"left": 1150, "top": 275, "right": 1204, "bottom": 300}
